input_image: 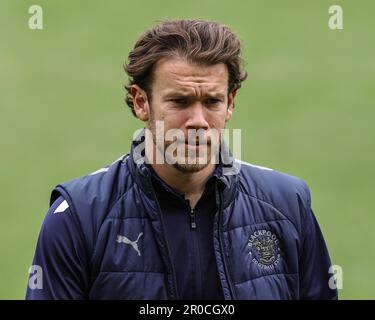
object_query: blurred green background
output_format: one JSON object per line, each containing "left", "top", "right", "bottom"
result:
{"left": 1, "top": 0, "right": 374, "bottom": 299}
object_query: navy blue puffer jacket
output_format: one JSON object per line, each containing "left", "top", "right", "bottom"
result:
{"left": 26, "top": 135, "right": 337, "bottom": 300}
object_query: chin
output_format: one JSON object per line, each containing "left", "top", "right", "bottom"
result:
{"left": 172, "top": 161, "right": 210, "bottom": 173}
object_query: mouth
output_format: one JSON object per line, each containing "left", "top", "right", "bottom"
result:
{"left": 184, "top": 141, "right": 210, "bottom": 149}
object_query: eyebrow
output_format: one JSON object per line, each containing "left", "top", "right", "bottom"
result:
{"left": 163, "top": 92, "right": 226, "bottom": 99}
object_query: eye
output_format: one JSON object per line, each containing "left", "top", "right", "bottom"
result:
{"left": 170, "top": 98, "right": 188, "bottom": 105}
{"left": 205, "top": 98, "right": 221, "bottom": 106}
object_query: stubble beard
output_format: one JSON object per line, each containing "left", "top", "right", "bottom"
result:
{"left": 147, "top": 114, "right": 214, "bottom": 174}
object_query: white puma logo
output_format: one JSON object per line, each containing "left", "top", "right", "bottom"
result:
{"left": 116, "top": 232, "right": 143, "bottom": 256}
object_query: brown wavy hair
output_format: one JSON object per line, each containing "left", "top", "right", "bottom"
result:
{"left": 123, "top": 19, "right": 247, "bottom": 117}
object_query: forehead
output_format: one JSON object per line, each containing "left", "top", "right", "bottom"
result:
{"left": 151, "top": 57, "right": 229, "bottom": 95}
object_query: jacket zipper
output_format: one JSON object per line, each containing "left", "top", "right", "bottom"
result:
{"left": 190, "top": 207, "right": 197, "bottom": 229}
{"left": 187, "top": 204, "right": 203, "bottom": 298}
{"left": 149, "top": 178, "right": 179, "bottom": 300}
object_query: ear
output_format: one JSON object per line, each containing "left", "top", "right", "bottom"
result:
{"left": 131, "top": 84, "right": 150, "bottom": 121}
{"left": 226, "top": 90, "right": 237, "bottom": 122}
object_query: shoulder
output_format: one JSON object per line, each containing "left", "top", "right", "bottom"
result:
{"left": 48, "top": 154, "right": 133, "bottom": 252}
{"left": 238, "top": 160, "right": 310, "bottom": 200}
{"left": 36, "top": 195, "right": 86, "bottom": 256}
{"left": 236, "top": 159, "right": 311, "bottom": 223}
{"left": 51, "top": 154, "right": 132, "bottom": 205}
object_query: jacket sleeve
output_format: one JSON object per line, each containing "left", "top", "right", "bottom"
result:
{"left": 299, "top": 187, "right": 338, "bottom": 300}
{"left": 26, "top": 196, "right": 89, "bottom": 300}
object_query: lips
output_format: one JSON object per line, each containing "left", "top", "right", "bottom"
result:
{"left": 185, "top": 142, "right": 210, "bottom": 148}
{"left": 184, "top": 140, "right": 210, "bottom": 146}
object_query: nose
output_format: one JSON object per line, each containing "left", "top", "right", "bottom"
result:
{"left": 185, "top": 102, "right": 209, "bottom": 130}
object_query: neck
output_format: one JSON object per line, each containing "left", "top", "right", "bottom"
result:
{"left": 144, "top": 135, "right": 216, "bottom": 208}
{"left": 151, "top": 162, "right": 215, "bottom": 201}
{"left": 152, "top": 162, "right": 215, "bottom": 208}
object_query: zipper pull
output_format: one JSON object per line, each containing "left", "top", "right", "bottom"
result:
{"left": 190, "top": 208, "right": 197, "bottom": 229}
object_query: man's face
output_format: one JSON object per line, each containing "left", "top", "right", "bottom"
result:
{"left": 134, "top": 57, "right": 235, "bottom": 173}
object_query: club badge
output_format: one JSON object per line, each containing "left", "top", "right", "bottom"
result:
{"left": 248, "top": 229, "right": 281, "bottom": 269}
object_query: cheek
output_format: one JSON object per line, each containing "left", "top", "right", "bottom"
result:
{"left": 148, "top": 101, "right": 165, "bottom": 122}
{"left": 162, "top": 112, "right": 185, "bottom": 129}
{"left": 209, "top": 111, "right": 228, "bottom": 128}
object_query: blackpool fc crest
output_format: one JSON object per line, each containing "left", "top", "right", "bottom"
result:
{"left": 248, "top": 229, "right": 281, "bottom": 269}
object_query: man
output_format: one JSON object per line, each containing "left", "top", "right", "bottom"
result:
{"left": 26, "top": 19, "right": 337, "bottom": 300}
